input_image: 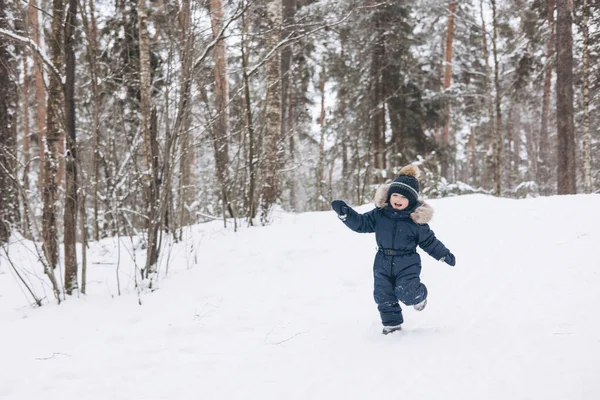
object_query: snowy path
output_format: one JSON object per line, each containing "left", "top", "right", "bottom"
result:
{"left": 1, "top": 195, "right": 599, "bottom": 399}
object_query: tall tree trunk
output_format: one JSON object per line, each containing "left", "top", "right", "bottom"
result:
{"left": 538, "top": 0, "right": 554, "bottom": 195}
{"left": 581, "top": 0, "right": 592, "bottom": 193}
{"left": 241, "top": 4, "right": 257, "bottom": 223}
{"left": 63, "top": 0, "right": 79, "bottom": 295}
{"left": 21, "top": 51, "right": 32, "bottom": 238}
{"left": 176, "top": 0, "right": 194, "bottom": 233}
{"left": 138, "top": 0, "right": 159, "bottom": 276}
{"left": 468, "top": 128, "right": 477, "bottom": 186}
{"left": 81, "top": 0, "right": 102, "bottom": 241}
{"left": 491, "top": 0, "right": 503, "bottom": 196}
{"left": 0, "top": 0, "right": 19, "bottom": 242}
{"left": 369, "top": 13, "right": 385, "bottom": 182}
{"left": 441, "top": 2, "right": 457, "bottom": 179}
{"left": 209, "top": 0, "right": 231, "bottom": 224}
{"left": 29, "top": 0, "right": 47, "bottom": 187}
{"left": 316, "top": 64, "right": 327, "bottom": 210}
{"left": 479, "top": 0, "right": 495, "bottom": 191}
{"left": 555, "top": 0, "right": 576, "bottom": 194}
{"left": 260, "top": 0, "right": 282, "bottom": 225}
{"left": 43, "top": 0, "right": 64, "bottom": 271}
{"left": 281, "top": 0, "right": 295, "bottom": 210}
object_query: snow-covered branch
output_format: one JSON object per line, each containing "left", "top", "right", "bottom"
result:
{"left": 0, "top": 27, "right": 64, "bottom": 85}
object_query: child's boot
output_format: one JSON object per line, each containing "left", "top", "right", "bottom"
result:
{"left": 413, "top": 298, "right": 427, "bottom": 311}
{"left": 382, "top": 324, "right": 403, "bottom": 335}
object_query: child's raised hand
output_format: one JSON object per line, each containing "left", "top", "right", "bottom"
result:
{"left": 440, "top": 252, "right": 456, "bottom": 266}
{"left": 331, "top": 200, "right": 349, "bottom": 216}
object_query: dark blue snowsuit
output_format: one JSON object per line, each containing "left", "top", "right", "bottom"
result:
{"left": 339, "top": 203, "right": 450, "bottom": 326}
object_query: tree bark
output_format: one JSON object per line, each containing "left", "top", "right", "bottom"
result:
{"left": 260, "top": 0, "right": 282, "bottom": 225}
{"left": 441, "top": 2, "right": 457, "bottom": 179}
{"left": 316, "top": 63, "right": 327, "bottom": 210}
{"left": 21, "top": 51, "right": 32, "bottom": 238}
{"left": 176, "top": 0, "right": 194, "bottom": 233}
{"left": 555, "top": 0, "right": 576, "bottom": 194}
{"left": 0, "top": 0, "right": 19, "bottom": 242}
{"left": 63, "top": 0, "right": 79, "bottom": 295}
{"left": 138, "top": 0, "right": 159, "bottom": 276}
{"left": 29, "top": 0, "right": 47, "bottom": 187}
{"left": 81, "top": 0, "right": 102, "bottom": 241}
{"left": 538, "top": 0, "right": 554, "bottom": 195}
{"left": 491, "top": 0, "right": 503, "bottom": 196}
{"left": 209, "top": 0, "right": 232, "bottom": 224}
{"left": 369, "top": 12, "right": 385, "bottom": 182}
{"left": 581, "top": 0, "right": 592, "bottom": 193}
{"left": 241, "top": 4, "right": 257, "bottom": 223}
{"left": 479, "top": 0, "right": 495, "bottom": 191}
{"left": 42, "top": 0, "right": 64, "bottom": 271}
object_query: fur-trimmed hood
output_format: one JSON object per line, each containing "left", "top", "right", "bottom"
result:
{"left": 373, "top": 183, "right": 434, "bottom": 225}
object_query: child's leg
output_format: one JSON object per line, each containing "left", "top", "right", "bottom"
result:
{"left": 373, "top": 266, "right": 403, "bottom": 326}
{"left": 395, "top": 272, "right": 428, "bottom": 306}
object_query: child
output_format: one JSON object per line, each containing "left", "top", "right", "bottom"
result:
{"left": 331, "top": 164, "right": 455, "bottom": 335}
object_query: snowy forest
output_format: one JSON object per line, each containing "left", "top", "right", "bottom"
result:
{"left": 0, "top": 0, "right": 598, "bottom": 300}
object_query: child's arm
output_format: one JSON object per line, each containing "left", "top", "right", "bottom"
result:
{"left": 331, "top": 200, "right": 376, "bottom": 233}
{"left": 417, "top": 224, "right": 455, "bottom": 266}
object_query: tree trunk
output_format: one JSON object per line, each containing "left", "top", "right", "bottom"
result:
{"left": 81, "top": 0, "right": 102, "bottom": 241}
{"left": 369, "top": 13, "right": 385, "bottom": 182}
{"left": 281, "top": 0, "right": 295, "bottom": 210}
{"left": 209, "top": 0, "right": 231, "bottom": 224}
{"left": 241, "top": 4, "right": 258, "bottom": 223}
{"left": 21, "top": 52, "right": 32, "bottom": 238}
{"left": 138, "top": 0, "right": 159, "bottom": 276}
{"left": 538, "top": 0, "right": 554, "bottom": 195}
{"left": 29, "top": 0, "right": 47, "bottom": 187}
{"left": 441, "top": 2, "right": 457, "bottom": 179}
{"left": 63, "top": 0, "right": 79, "bottom": 295}
{"left": 0, "top": 0, "right": 19, "bottom": 243}
{"left": 479, "top": 0, "right": 495, "bottom": 191}
{"left": 176, "top": 0, "right": 194, "bottom": 233}
{"left": 491, "top": 0, "right": 503, "bottom": 196}
{"left": 316, "top": 64, "right": 327, "bottom": 210}
{"left": 581, "top": 0, "right": 592, "bottom": 194}
{"left": 555, "top": 0, "right": 576, "bottom": 194}
{"left": 42, "top": 0, "right": 64, "bottom": 271}
{"left": 260, "top": 0, "right": 282, "bottom": 225}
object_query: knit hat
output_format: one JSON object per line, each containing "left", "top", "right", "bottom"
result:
{"left": 386, "top": 165, "right": 421, "bottom": 206}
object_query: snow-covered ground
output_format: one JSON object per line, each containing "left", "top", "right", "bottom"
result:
{"left": 1, "top": 194, "right": 599, "bottom": 400}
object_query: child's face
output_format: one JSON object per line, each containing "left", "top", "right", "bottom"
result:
{"left": 390, "top": 193, "right": 409, "bottom": 210}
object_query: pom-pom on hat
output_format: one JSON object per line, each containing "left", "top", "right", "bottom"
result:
{"left": 387, "top": 164, "right": 421, "bottom": 206}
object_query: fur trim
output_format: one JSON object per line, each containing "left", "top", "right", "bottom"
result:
{"left": 398, "top": 164, "right": 420, "bottom": 179}
{"left": 374, "top": 184, "right": 390, "bottom": 208}
{"left": 373, "top": 184, "right": 434, "bottom": 224}
{"left": 410, "top": 201, "right": 434, "bottom": 224}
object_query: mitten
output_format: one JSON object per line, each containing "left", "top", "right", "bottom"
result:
{"left": 440, "top": 252, "right": 456, "bottom": 266}
{"left": 331, "top": 200, "right": 349, "bottom": 216}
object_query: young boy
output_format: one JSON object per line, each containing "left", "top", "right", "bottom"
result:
{"left": 331, "top": 164, "right": 455, "bottom": 335}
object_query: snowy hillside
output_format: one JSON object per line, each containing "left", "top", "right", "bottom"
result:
{"left": 1, "top": 194, "right": 599, "bottom": 400}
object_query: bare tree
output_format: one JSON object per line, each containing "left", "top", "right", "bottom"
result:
{"left": 260, "top": 0, "right": 283, "bottom": 224}
{"left": 0, "top": 0, "right": 19, "bottom": 242}
{"left": 28, "top": 0, "right": 47, "bottom": 187}
{"left": 138, "top": 0, "right": 159, "bottom": 276}
{"left": 441, "top": 1, "right": 457, "bottom": 179}
{"left": 241, "top": 1, "right": 258, "bottom": 223}
{"left": 209, "top": 0, "right": 232, "bottom": 224}
{"left": 555, "top": 0, "right": 576, "bottom": 194}
{"left": 491, "top": 0, "right": 503, "bottom": 196}
{"left": 63, "top": 0, "right": 79, "bottom": 294}
{"left": 538, "top": 0, "right": 555, "bottom": 195}
{"left": 479, "top": 0, "right": 495, "bottom": 189}
{"left": 42, "top": 0, "right": 64, "bottom": 270}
